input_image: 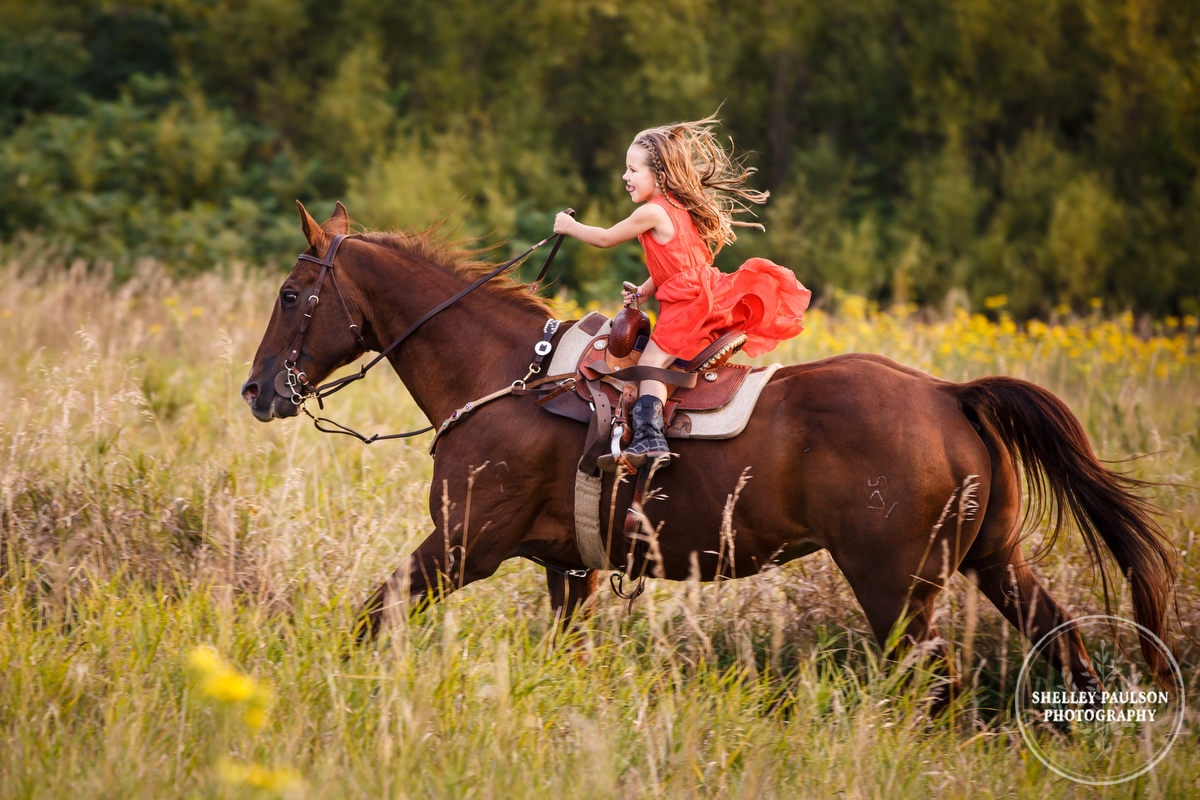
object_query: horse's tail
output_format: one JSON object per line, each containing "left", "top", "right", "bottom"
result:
{"left": 950, "top": 376, "right": 1177, "bottom": 685}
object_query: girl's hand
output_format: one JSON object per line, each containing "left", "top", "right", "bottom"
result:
{"left": 553, "top": 211, "right": 576, "bottom": 235}
{"left": 622, "top": 279, "right": 655, "bottom": 306}
{"left": 621, "top": 284, "right": 639, "bottom": 307}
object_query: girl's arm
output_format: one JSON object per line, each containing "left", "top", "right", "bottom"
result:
{"left": 553, "top": 202, "right": 671, "bottom": 249}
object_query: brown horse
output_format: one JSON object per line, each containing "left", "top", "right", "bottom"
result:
{"left": 242, "top": 201, "right": 1177, "bottom": 702}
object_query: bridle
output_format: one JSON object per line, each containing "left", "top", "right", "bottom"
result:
{"left": 280, "top": 233, "right": 365, "bottom": 404}
{"left": 276, "top": 215, "right": 572, "bottom": 443}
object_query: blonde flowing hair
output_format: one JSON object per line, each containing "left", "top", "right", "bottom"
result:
{"left": 633, "top": 114, "right": 768, "bottom": 258}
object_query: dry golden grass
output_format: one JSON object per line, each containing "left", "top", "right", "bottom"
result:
{"left": 1, "top": 242, "right": 1197, "bottom": 798}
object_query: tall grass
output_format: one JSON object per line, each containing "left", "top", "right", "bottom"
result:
{"left": 1, "top": 245, "right": 1197, "bottom": 798}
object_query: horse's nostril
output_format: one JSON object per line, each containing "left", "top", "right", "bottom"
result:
{"left": 241, "top": 380, "right": 260, "bottom": 404}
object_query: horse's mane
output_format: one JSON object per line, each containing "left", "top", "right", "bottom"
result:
{"left": 354, "top": 228, "right": 553, "bottom": 316}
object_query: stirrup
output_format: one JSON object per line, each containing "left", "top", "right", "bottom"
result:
{"left": 597, "top": 416, "right": 631, "bottom": 473}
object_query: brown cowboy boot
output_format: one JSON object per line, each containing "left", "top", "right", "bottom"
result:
{"left": 622, "top": 395, "right": 671, "bottom": 469}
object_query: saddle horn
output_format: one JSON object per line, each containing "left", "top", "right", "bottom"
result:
{"left": 609, "top": 281, "right": 652, "bottom": 358}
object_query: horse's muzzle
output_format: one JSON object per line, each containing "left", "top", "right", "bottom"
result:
{"left": 240, "top": 373, "right": 299, "bottom": 422}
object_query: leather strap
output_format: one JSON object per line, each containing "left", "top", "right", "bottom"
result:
{"left": 285, "top": 233, "right": 364, "bottom": 382}
{"left": 286, "top": 237, "right": 338, "bottom": 364}
{"left": 427, "top": 384, "right": 518, "bottom": 455}
{"left": 623, "top": 467, "right": 654, "bottom": 574}
{"left": 296, "top": 233, "right": 348, "bottom": 270}
{"left": 573, "top": 469, "right": 611, "bottom": 570}
{"left": 532, "top": 319, "right": 561, "bottom": 371}
{"left": 427, "top": 372, "right": 571, "bottom": 454}
{"left": 578, "top": 378, "right": 613, "bottom": 476}
{"left": 529, "top": 215, "right": 571, "bottom": 293}
{"left": 664, "top": 397, "right": 680, "bottom": 426}
{"left": 580, "top": 361, "right": 698, "bottom": 387}
{"left": 326, "top": 267, "right": 367, "bottom": 349}
{"left": 530, "top": 380, "right": 576, "bottom": 406}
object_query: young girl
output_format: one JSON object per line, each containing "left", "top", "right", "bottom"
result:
{"left": 553, "top": 116, "right": 811, "bottom": 467}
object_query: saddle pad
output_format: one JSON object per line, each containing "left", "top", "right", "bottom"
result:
{"left": 546, "top": 312, "right": 610, "bottom": 376}
{"left": 575, "top": 339, "right": 749, "bottom": 412}
{"left": 685, "top": 363, "right": 780, "bottom": 439}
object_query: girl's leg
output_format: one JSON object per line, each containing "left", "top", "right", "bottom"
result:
{"left": 622, "top": 339, "right": 677, "bottom": 467}
{"left": 637, "top": 339, "right": 676, "bottom": 402}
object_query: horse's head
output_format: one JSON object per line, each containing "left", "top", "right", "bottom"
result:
{"left": 241, "top": 200, "right": 367, "bottom": 422}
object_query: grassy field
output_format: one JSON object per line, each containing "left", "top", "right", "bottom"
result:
{"left": 1, "top": 243, "right": 1198, "bottom": 798}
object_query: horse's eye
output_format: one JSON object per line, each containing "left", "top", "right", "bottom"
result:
{"left": 281, "top": 291, "right": 298, "bottom": 306}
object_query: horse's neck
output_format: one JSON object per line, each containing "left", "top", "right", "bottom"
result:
{"left": 355, "top": 252, "right": 548, "bottom": 426}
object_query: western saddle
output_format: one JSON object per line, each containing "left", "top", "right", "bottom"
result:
{"left": 536, "top": 313, "right": 751, "bottom": 474}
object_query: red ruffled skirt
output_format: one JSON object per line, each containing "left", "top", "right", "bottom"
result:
{"left": 651, "top": 259, "right": 811, "bottom": 359}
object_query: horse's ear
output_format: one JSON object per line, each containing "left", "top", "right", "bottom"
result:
{"left": 297, "top": 200, "right": 328, "bottom": 250}
{"left": 323, "top": 201, "right": 350, "bottom": 236}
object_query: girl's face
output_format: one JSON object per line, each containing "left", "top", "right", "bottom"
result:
{"left": 623, "top": 144, "right": 659, "bottom": 204}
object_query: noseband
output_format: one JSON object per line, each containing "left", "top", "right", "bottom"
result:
{"left": 277, "top": 217, "right": 570, "bottom": 442}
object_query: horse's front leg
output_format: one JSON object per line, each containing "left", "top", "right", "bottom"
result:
{"left": 545, "top": 569, "right": 599, "bottom": 637}
{"left": 357, "top": 524, "right": 511, "bottom": 641}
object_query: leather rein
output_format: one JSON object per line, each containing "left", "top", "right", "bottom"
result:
{"left": 280, "top": 217, "right": 571, "bottom": 444}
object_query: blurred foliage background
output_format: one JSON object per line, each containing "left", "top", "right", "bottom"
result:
{"left": 1, "top": 0, "right": 1198, "bottom": 316}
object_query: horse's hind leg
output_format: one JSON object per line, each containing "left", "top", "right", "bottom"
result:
{"left": 961, "top": 546, "right": 1104, "bottom": 697}
{"left": 831, "top": 547, "right": 960, "bottom": 714}
{"left": 959, "top": 444, "right": 1104, "bottom": 697}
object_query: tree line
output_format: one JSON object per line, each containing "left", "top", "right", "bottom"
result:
{"left": 1, "top": 0, "right": 1197, "bottom": 317}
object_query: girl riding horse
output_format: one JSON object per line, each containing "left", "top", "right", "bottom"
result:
{"left": 553, "top": 116, "right": 811, "bottom": 467}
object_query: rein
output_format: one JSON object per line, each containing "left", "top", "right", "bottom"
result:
{"left": 283, "top": 214, "right": 572, "bottom": 444}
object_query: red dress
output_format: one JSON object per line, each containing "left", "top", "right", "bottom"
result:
{"left": 638, "top": 195, "right": 811, "bottom": 359}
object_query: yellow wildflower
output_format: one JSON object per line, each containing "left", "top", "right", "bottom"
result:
{"left": 218, "top": 758, "right": 302, "bottom": 792}
{"left": 206, "top": 672, "right": 256, "bottom": 703}
{"left": 188, "top": 646, "right": 224, "bottom": 675}
{"left": 984, "top": 294, "right": 1008, "bottom": 309}
{"left": 187, "top": 647, "right": 271, "bottom": 717}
